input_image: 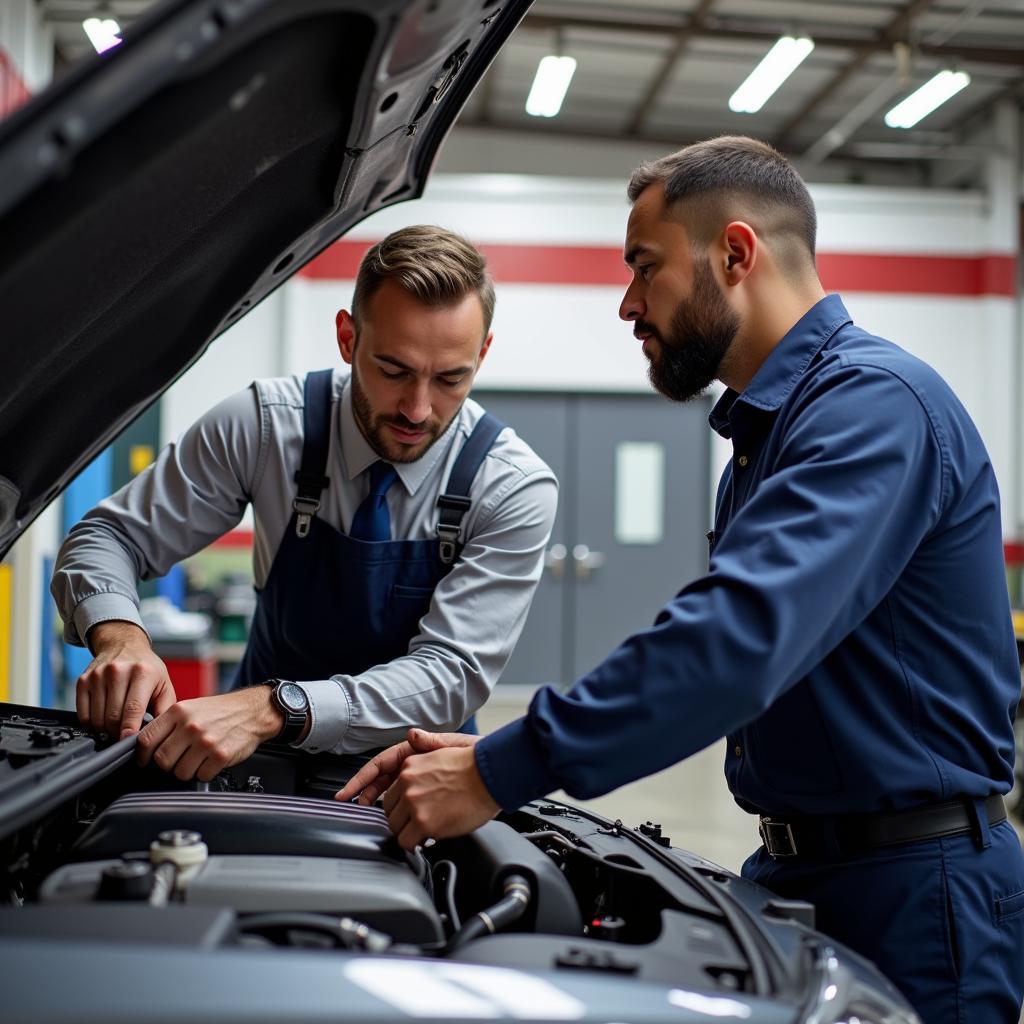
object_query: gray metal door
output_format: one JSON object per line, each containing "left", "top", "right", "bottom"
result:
{"left": 571, "top": 395, "right": 710, "bottom": 677}
{"left": 475, "top": 391, "right": 710, "bottom": 686}
{"left": 472, "top": 392, "right": 570, "bottom": 684}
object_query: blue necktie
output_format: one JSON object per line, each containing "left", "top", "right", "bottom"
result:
{"left": 349, "top": 462, "right": 398, "bottom": 542}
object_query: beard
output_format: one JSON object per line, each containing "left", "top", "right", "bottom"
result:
{"left": 640, "top": 257, "right": 741, "bottom": 403}
{"left": 350, "top": 365, "right": 449, "bottom": 464}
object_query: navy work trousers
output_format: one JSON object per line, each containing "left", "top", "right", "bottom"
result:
{"left": 744, "top": 820, "right": 1024, "bottom": 1023}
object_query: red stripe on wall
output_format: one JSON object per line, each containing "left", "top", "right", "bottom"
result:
{"left": 817, "top": 253, "right": 1017, "bottom": 297}
{"left": 300, "top": 241, "right": 1017, "bottom": 297}
{"left": 1006, "top": 541, "right": 1024, "bottom": 564}
{"left": 301, "top": 241, "right": 630, "bottom": 286}
{"left": 212, "top": 529, "right": 253, "bottom": 549}
{"left": 0, "top": 47, "right": 31, "bottom": 120}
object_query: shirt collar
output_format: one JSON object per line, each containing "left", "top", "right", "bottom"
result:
{"left": 339, "top": 375, "right": 465, "bottom": 496}
{"left": 709, "top": 293, "right": 852, "bottom": 437}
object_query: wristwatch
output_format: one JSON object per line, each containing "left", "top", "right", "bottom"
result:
{"left": 269, "top": 680, "right": 309, "bottom": 745}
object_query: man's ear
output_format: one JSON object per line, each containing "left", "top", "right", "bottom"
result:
{"left": 476, "top": 331, "right": 494, "bottom": 370}
{"left": 336, "top": 310, "right": 357, "bottom": 364}
{"left": 722, "top": 221, "right": 757, "bottom": 285}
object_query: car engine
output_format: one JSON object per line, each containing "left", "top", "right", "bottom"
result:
{"left": 0, "top": 704, "right": 922, "bottom": 1023}
{"left": 0, "top": 705, "right": 750, "bottom": 984}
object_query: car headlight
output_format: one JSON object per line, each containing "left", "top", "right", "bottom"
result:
{"left": 801, "top": 945, "right": 921, "bottom": 1024}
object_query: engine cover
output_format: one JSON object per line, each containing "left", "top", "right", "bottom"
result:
{"left": 48, "top": 790, "right": 444, "bottom": 945}
{"left": 72, "top": 790, "right": 399, "bottom": 861}
{"left": 41, "top": 855, "right": 444, "bottom": 943}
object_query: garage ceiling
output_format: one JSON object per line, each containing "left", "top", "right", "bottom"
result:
{"left": 36, "top": 0, "right": 1024, "bottom": 185}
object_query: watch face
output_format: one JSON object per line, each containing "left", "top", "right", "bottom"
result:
{"left": 277, "top": 683, "right": 307, "bottom": 713}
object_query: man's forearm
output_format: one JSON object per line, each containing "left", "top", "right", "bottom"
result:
{"left": 245, "top": 682, "right": 307, "bottom": 745}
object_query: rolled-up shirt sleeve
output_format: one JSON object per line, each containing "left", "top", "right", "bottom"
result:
{"left": 475, "top": 361, "right": 947, "bottom": 810}
{"left": 51, "top": 388, "right": 262, "bottom": 646}
{"left": 297, "top": 466, "right": 558, "bottom": 754}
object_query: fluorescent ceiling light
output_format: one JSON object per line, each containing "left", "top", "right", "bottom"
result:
{"left": 83, "top": 17, "right": 122, "bottom": 54}
{"left": 728, "top": 36, "right": 814, "bottom": 114}
{"left": 884, "top": 70, "right": 970, "bottom": 129}
{"left": 525, "top": 55, "right": 577, "bottom": 118}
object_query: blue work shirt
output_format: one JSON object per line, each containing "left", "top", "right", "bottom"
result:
{"left": 477, "top": 294, "right": 1019, "bottom": 817}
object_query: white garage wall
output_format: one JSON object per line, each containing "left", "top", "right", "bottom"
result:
{"left": 165, "top": 173, "right": 1020, "bottom": 535}
{"left": 0, "top": 0, "right": 53, "bottom": 94}
{"left": 160, "top": 290, "right": 285, "bottom": 446}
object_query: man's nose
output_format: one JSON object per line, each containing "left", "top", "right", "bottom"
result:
{"left": 399, "top": 381, "right": 432, "bottom": 424}
{"left": 619, "top": 282, "right": 644, "bottom": 322}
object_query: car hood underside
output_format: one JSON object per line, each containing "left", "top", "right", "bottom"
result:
{"left": 0, "top": 0, "right": 529, "bottom": 556}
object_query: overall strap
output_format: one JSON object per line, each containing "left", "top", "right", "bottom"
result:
{"left": 292, "top": 369, "right": 334, "bottom": 538}
{"left": 436, "top": 413, "right": 506, "bottom": 565}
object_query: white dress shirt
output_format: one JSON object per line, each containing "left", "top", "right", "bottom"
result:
{"left": 51, "top": 370, "right": 558, "bottom": 754}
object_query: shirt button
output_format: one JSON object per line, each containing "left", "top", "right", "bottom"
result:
{"left": 734, "top": 745, "right": 742, "bottom": 757}
{"left": 737, "top": 455, "right": 749, "bottom": 468}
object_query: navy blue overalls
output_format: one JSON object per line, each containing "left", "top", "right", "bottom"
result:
{"left": 233, "top": 369, "right": 504, "bottom": 735}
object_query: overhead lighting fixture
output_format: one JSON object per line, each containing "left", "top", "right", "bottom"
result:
{"left": 525, "top": 55, "right": 577, "bottom": 118}
{"left": 884, "top": 70, "right": 970, "bottom": 129}
{"left": 728, "top": 36, "right": 814, "bottom": 114}
{"left": 82, "top": 17, "right": 123, "bottom": 54}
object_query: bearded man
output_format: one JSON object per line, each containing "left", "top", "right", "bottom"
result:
{"left": 339, "top": 138, "right": 1024, "bottom": 1024}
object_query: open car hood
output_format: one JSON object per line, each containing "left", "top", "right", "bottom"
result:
{"left": 0, "top": 0, "right": 530, "bottom": 556}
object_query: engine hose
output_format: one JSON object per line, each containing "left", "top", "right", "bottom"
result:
{"left": 147, "top": 861, "right": 177, "bottom": 906}
{"left": 444, "top": 873, "right": 531, "bottom": 954}
{"left": 433, "top": 859, "right": 461, "bottom": 932}
{"left": 238, "top": 913, "right": 393, "bottom": 952}
{"left": 409, "top": 847, "right": 433, "bottom": 896}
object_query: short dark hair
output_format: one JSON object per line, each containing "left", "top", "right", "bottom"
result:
{"left": 352, "top": 225, "right": 496, "bottom": 333}
{"left": 628, "top": 136, "right": 817, "bottom": 270}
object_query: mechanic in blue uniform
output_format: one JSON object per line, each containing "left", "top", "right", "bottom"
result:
{"left": 52, "top": 225, "right": 556, "bottom": 777}
{"left": 339, "top": 140, "right": 1024, "bottom": 1023}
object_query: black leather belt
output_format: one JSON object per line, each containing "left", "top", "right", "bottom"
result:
{"left": 759, "top": 794, "right": 1007, "bottom": 859}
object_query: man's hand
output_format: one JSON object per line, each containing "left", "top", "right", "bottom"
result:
{"left": 335, "top": 728, "right": 478, "bottom": 806}
{"left": 136, "top": 687, "right": 284, "bottom": 782}
{"left": 77, "top": 621, "right": 176, "bottom": 740}
{"left": 383, "top": 745, "right": 500, "bottom": 850}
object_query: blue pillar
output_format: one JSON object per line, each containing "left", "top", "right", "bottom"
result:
{"left": 61, "top": 448, "right": 113, "bottom": 683}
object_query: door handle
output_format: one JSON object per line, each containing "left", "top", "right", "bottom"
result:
{"left": 572, "top": 544, "right": 606, "bottom": 580}
{"left": 545, "top": 543, "right": 568, "bottom": 580}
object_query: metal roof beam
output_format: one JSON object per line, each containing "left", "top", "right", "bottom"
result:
{"left": 773, "top": 0, "right": 937, "bottom": 151}
{"left": 625, "top": 0, "right": 717, "bottom": 138}
{"left": 521, "top": 10, "right": 1024, "bottom": 68}
{"left": 802, "top": 72, "right": 906, "bottom": 164}
{"left": 453, "top": 112, "right": 995, "bottom": 165}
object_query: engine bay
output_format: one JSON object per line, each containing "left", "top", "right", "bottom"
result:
{"left": 0, "top": 703, "right": 770, "bottom": 997}
{"left": 0, "top": 702, "right": 934, "bottom": 1024}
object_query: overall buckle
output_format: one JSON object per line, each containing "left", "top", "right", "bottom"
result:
{"left": 436, "top": 523, "right": 461, "bottom": 565}
{"left": 759, "top": 819, "right": 798, "bottom": 858}
{"left": 293, "top": 497, "right": 320, "bottom": 538}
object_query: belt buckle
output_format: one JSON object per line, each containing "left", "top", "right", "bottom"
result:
{"left": 759, "top": 818, "right": 798, "bottom": 858}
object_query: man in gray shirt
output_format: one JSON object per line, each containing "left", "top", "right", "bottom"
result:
{"left": 51, "top": 225, "right": 557, "bottom": 782}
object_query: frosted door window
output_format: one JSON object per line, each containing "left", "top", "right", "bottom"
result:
{"left": 615, "top": 442, "right": 665, "bottom": 544}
